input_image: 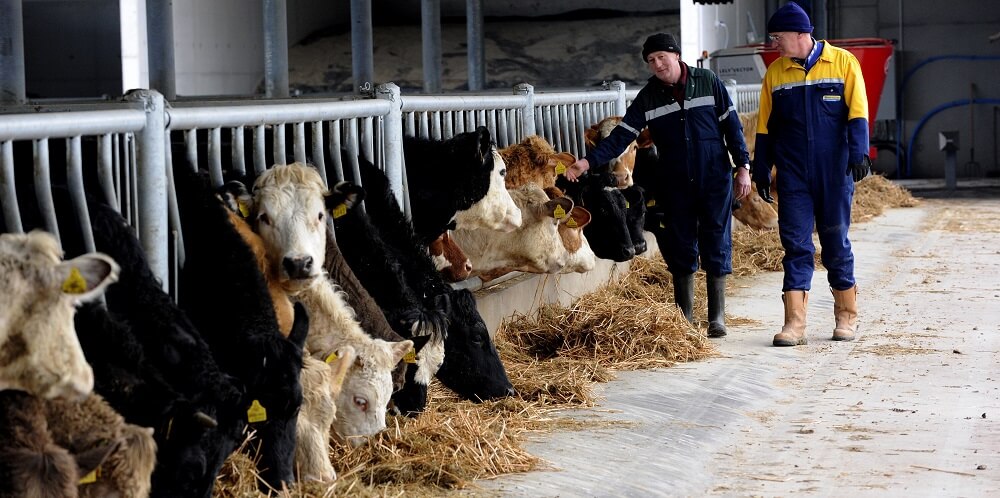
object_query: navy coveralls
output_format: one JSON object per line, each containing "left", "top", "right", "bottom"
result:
{"left": 752, "top": 41, "right": 869, "bottom": 292}
{"left": 585, "top": 64, "right": 750, "bottom": 277}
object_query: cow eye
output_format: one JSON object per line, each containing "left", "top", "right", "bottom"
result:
{"left": 258, "top": 213, "right": 271, "bottom": 225}
{"left": 354, "top": 396, "right": 369, "bottom": 412}
{"left": 499, "top": 168, "right": 506, "bottom": 177}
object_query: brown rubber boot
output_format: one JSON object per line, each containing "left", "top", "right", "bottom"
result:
{"left": 773, "top": 290, "right": 808, "bottom": 347}
{"left": 831, "top": 285, "right": 859, "bottom": 341}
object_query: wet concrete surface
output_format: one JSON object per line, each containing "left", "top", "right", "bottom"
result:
{"left": 480, "top": 191, "right": 1000, "bottom": 497}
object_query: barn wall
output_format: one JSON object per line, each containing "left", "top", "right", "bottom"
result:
{"left": 833, "top": 0, "right": 1000, "bottom": 179}
{"left": 22, "top": 0, "right": 122, "bottom": 99}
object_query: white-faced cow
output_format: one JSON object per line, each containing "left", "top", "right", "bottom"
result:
{"left": 543, "top": 186, "right": 597, "bottom": 274}
{"left": 453, "top": 184, "right": 575, "bottom": 281}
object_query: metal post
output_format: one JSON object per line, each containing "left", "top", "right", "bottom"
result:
{"left": 350, "top": 0, "right": 374, "bottom": 94}
{"left": 263, "top": 0, "right": 289, "bottom": 98}
{"left": 421, "top": 0, "right": 442, "bottom": 93}
{"left": 147, "top": 0, "right": 176, "bottom": 99}
{"left": 514, "top": 83, "right": 535, "bottom": 139}
{"left": 376, "top": 83, "right": 406, "bottom": 212}
{"left": 126, "top": 89, "right": 169, "bottom": 291}
{"left": 466, "top": 0, "right": 485, "bottom": 91}
{"left": 0, "top": 0, "right": 26, "bottom": 104}
{"left": 939, "top": 131, "right": 959, "bottom": 190}
{"left": 610, "top": 80, "right": 627, "bottom": 116}
{"left": 813, "top": 0, "right": 827, "bottom": 40}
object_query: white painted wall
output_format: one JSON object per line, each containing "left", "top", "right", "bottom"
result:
{"left": 680, "top": 0, "right": 766, "bottom": 67}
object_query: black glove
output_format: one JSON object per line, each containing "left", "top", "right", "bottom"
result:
{"left": 755, "top": 176, "right": 774, "bottom": 204}
{"left": 848, "top": 155, "right": 871, "bottom": 183}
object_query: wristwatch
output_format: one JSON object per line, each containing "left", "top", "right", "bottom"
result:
{"left": 736, "top": 163, "right": 750, "bottom": 171}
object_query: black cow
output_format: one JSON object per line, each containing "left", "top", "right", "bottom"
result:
{"left": 174, "top": 166, "right": 310, "bottom": 493}
{"left": 557, "top": 172, "right": 635, "bottom": 262}
{"left": 621, "top": 184, "right": 648, "bottom": 256}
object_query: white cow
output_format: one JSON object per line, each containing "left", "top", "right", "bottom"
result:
{"left": 452, "top": 148, "right": 523, "bottom": 232}
{"left": 249, "top": 163, "right": 412, "bottom": 443}
{"left": 0, "top": 230, "right": 118, "bottom": 400}
{"left": 452, "top": 184, "right": 575, "bottom": 280}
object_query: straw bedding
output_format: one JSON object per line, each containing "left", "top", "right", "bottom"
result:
{"left": 212, "top": 175, "right": 915, "bottom": 496}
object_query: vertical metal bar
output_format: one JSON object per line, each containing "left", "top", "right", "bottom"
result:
{"left": 254, "top": 125, "right": 266, "bottom": 174}
{"left": 164, "top": 127, "right": 184, "bottom": 267}
{"left": 443, "top": 111, "right": 453, "bottom": 138}
{"left": 376, "top": 83, "right": 405, "bottom": 211}
{"left": 0, "top": 141, "right": 23, "bottom": 232}
{"left": 345, "top": 119, "right": 362, "bottom": 182}
{"left": 293, "top": 121, "right": 307, "bottom": 164}
{"left": 231, "top": 126, "right": 246, "bottom": 176}
{"left": 350, "top": 0, "right": 374, "bottom": 94}
{"left": 813, "top": 0, "right": 827, "bottom": 40}
{"left": 208, "top": 127, "right": 223, "bottom": 187}
{"left": 113, "top": 134, "right": 122, "bottom": 211}
{"left": 33, "top": 139, "right": 59, "bottom": 244}
{"left": 328, "top": 120, "right": 344, "bottom": 183}
{"left": 575, "top": 104, "right": 587, "bottom": 158}
{"left": 66, "top": 136, "right": 96, "bottom": 253}
{"left": 421, "top": 0, "right": 442, "bottom": 93}
{"left": 360, "top": 117, "right": 374, "bottom": 166}
{"left": 311, "top": 121, "right": 327, "bottom": 186}
{"left": 0, "top": 0, "right": 26, "bottom": 104}
{"left": 126, "top": 90, "right": 169, "bottom": 291}
{"left": 273, "top": 123, "right": 286, "bottom": 166}
{"left": 559, "top": 105, "right": 571, "bottom": 151}
{"left": 497, "top": 109, "right": 509, "bottom": 146}
{"left": 147, "top": 0, "right": 176, "bottom": 99}
{"left": 262, "top": 0, "right": 289, "bottom": 98}
{"left": 185, "top": 129, "right": 198, "bottom": 171}
{"left": 466, "top": 0, "right": 485, "bottom": 91}
{"left": 97, "top": 134, "right": 118, "bottom": 207}
{"left": 611, "top": 80, "right": 627, "bottom": 116}
{"left": 431, "top": 111, "right": 442, "bottom": 140}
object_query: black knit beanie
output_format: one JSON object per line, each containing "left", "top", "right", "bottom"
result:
{"left": 641, "top": 33, "right": 681, "bottom": 61}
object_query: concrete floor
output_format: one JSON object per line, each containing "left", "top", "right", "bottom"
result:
{"left": 478, "top": 190, "right": 1000, "bottom": 497}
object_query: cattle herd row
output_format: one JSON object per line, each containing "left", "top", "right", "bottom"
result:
{"left": 0, "top": 114, "right": 775, "bottom": 497}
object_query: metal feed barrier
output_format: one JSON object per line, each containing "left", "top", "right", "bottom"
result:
{"left": 0, "top": 81, "right": 639, "bottom": 297}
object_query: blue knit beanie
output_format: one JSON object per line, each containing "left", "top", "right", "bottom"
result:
{"left": 767, "top": 2, "right": 814, "bottom": 33}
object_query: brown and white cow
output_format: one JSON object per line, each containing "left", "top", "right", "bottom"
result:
{"left": 0, "top": 230, "right": 118, "bottom": 400}
{"left": 428, "top": 231, "right": 472, "bottom": 282}
{"left": 543, "top": 187, "right": 597, "bottom": 274}
{"left": 585, "top": 116, "right": 654, "bottom": 189}
{"left": 499, "top": 134, "right": 577, "bottom": 189}
{"left": 452, "top": 184, "right": 575, "bottom": 280}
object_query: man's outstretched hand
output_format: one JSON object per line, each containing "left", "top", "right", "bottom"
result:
{"left": 564, "top": 158, "right": 590, "bottom": 182}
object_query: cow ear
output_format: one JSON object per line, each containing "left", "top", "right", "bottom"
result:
{"left": 389, "top": 339, "right": 415, "bottom": 366}
{"left": 326, "top": 181, "right": 366, "bottom": 214}
{"left": 475, "top": 127, "right": 492, "bottom": 163}
{"left": 56, "top": 253, "right": 120, "bottom": 303}
{"left": 328, "top": 345, "right": 356, "bottom": 395}
{"left": 584, "top": 128, "right": 599, "bottom": 148}
{"left": 215, "top": 181, "right": 254, "bottom": 218}
{"left": 544, "top": 197, "right": 575, "bottom": 221}
{"left": 550, "top": 152, "right": 577, "bottom": 173}
{"left": 73, "top": 437, "right": 123, "bottom": 477}
{"left": 568, "top": 206, "right": 592, "bottom": 228}
{"left": 636, "top": 129, "right": 654, "bottom": 148}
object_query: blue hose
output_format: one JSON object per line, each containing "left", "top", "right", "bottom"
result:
{"left": 905, "top": 98, "right": 1000, "bottom": 178}
{"left": 895, "top": 55, "right": 1000, "bottom": 177}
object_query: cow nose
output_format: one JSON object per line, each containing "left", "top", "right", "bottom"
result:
{"left": 282, "top": 255, "right": 314, "bottom": 279}
{"left": 463, "top": 260, "right": 473, "bottom": 273}
{"left": 634, "top": 240, "right": 648, "bottom": 255}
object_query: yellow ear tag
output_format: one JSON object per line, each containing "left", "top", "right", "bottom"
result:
{"left": 62, "top": 267, "right": 88, "bottom": 294}
{"left": 625, "top": 200, "right": 630, "bottom": 209}
{"left": 247, "top": 400, "right": 268, "bottom": 423}
{"left": 646, "top": 199, "right": 656, "bottom": 207}
{"left": 553, "top": 205, "right": 566, "bottom": 219}
{"left": 237, "top": 200, "right": 250, "bottom": 218}
{"left": 324, "top": 351, "right": 339, "bottom": 364}
{"left": 403, "top": 349, "right": 417, "bottom": 364}
{"left": 555, "top": 161, "right": 567, "bottom": 175}
{"left": 79, "top": 469, "right": 98, "bottom": 484}
{"left": 566, "top": 218, "right": 578, "bottom": 228}
{"left": 332, "top": 203, "right": 348, "bottom": 219}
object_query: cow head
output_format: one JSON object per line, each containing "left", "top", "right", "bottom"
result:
{"left": 621, "top": 185, "right": 649, "bottom": 256}
{"left": 332, "top": 337, "right": 412, "bottom": 446}
{"left": 453, "top": 146, "right": 522, "bottom": 232}
{"left": 0, "top": 230, "right": 118, "bottom": 400}
{"left": 585, "top": 116, "right": 654, "bottom": 188}
{"left": 558, "top": 173, "right": 635, "bottom": 262}
{"left": 559, "top": 206, "right": 597, "bottom": 273}
{"left": 250, "top": 163, "right": 334, "bottom": 290}
{"left": 499, "top": 135, "right": 577, "bottom": 189}
{"left": 428, "top": 231, "right": 472, "bottom": 282}
{"left": 733, "top": 188, "right": 779, "bottom": 229}
{"left": 436, "top": 289, "right": 515, "bottom": 401}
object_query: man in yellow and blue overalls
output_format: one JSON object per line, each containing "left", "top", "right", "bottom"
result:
{"left": 753, "top": 1, "right": 870, "bottom": 347}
